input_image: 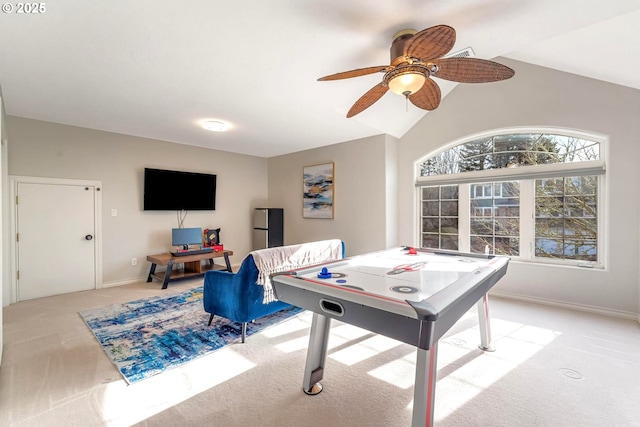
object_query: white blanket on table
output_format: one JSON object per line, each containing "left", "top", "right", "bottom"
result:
{"left": 251, "top": 239, "right": 343, "bottom": 303}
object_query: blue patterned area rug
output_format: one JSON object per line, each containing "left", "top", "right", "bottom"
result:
{"left": 79, "top": 286, "right": 303, "bottom": 384}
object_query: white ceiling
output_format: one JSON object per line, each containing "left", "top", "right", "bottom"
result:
{"left": 1, "top": 1, "right": 638, "bottom": 158}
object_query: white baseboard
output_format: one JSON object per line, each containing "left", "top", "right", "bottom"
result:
{"left": 103, "top": 277, "right": 148, "bottom": 288}
{"left": 490, "top": 291, "right": 638, "bottom": 322}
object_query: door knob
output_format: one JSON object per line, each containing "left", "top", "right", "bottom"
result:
{"left": 85, "top": 235, "right": 93, "bottom": 240}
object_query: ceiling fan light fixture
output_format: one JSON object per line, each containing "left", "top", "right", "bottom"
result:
{"left": 385, "top": 65, "right": 429, "bottom": 96}
{"left": 388, "top": 72, "right": 425, "bottom": 96}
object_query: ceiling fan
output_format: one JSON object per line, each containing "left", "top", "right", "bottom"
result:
{"left": 318, "top": 25, "right": 515, "bottom": 118}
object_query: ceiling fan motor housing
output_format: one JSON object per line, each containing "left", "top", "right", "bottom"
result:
{"left": 390, "top": 29, "right": 417, "bottom": 65}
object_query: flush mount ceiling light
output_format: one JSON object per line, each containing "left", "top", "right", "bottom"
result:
{"left": 202, "top": 120, "right": 228, "bottom": 132}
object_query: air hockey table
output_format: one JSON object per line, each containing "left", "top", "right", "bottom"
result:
{"left": 270, "top": 246, "right": 510, "bottom": 427}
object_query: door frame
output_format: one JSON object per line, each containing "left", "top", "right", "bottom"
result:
{"left": 8, "top": 175, "right": 103, "bottom": 304}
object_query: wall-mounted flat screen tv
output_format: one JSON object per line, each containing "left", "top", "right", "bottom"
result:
{"left": 144, "top": 168, "right": 216, "bottom": 211}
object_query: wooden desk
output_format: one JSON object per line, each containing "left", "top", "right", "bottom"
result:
{"left": 146, "top": 250, "right": 233, "bottom": 289}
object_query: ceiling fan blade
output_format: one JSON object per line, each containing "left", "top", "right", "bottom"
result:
{"left": 409, "top": 79, "right": 442, "bottom": 111}
{"left": 431, "top": 57, "right": 515, "bottom": 83}
{"left": 318, "top": 66, "right": 389, "bottom": 81}
{"left": 404, "top": 25, "right": 456, "bottom": 61}
{"left": 346, "top": 82, "right": 389, "bottom": 118}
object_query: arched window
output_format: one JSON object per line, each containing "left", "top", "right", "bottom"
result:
{"left": 415, "top": 129, "right": 605, "bottom": 267}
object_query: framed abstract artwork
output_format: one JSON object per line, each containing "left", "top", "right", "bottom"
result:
{"left": 303, "top": 162, "right": 334, "bottom": 219}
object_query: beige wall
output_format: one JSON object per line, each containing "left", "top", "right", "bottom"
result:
{"left": 267, "top": 134, "right": 398, "bottom": 256}
{"left": 398, "top": 58, "right": 640, "bottom": 316}
{"left": 5, "top": 117, "right": 268, "bottom": 301}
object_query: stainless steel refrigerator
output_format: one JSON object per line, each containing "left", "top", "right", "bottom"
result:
{"left": 252, "top": 208, "right": 284, "bottom": 250}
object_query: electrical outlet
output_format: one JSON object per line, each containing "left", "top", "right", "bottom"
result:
{"left": 131, "top": 258, "right": 137, "bottom": 266}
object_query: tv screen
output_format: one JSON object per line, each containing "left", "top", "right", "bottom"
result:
{"left": 144, "top": 168, "right": 216, "bottom": 211}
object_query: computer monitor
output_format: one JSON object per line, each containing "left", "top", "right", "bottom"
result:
{"left": 171, "top": 227, "right": 202, "bottom": 250}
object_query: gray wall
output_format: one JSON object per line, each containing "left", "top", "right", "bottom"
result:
{"left": 267, "top": 134, "right": 398, "bottom": 257}
{"left": 5, "top": 117, "right": 268, "bottom": 303}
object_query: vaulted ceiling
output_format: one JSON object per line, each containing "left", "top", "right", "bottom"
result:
{"left": 1, "top": 1, "right": 638, "bottom": 157}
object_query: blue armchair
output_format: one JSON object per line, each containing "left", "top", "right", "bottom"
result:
{"left": 203, "top": 240, "right": 345, "bottom": 342}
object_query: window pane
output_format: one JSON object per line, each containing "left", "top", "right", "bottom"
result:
{"left": 536, "top": 197, "right": 563, "bottom": 217}
{"left": 470, "top": 218, "right": 493, "bottom": 235}
{"left": 564, "top": 240, "right": 597, "bottom": 261}
{"left": 422, "top": 218, "right": 439, "bottom": 233}
{"left": 493, "top": 183, "right": 502, "bottom": 197}
{"left": 420, "top": 185, "right": 459, "bottom": 250}
{"left": 501, "top": 181, "right": 520, "bottom": 197}
{"left": 470, "top": 199, "right": 489, "bottom": 213}
{"left": 474, "top": 185, "right": 482, "bottom": 198}
{"left": 441, "top": 217, "right": 459, "bottom": 234}
{"left": 469, "top": 181, "right": 520, "bottom": 255}
{"left": 471, "top": 206, "right": 493, "bottom": 217}
{"left": 535, "top": 238, "right": 563, "bottom": 257}
{"left": 441, "top": 201, "right": 458, "bottom": 216}
{"left": 495, "top": 237, "right": 519, "bottom": 256}
{"left": 565, "top": 196, "right": 596, "bottom": 217}
{"left": 422, "top": 187, "right": 439, "bottom": 200}
{"left": 470, "top": 236, "right": 491, "bottom": 253}
{"left": 535, "top": 218, "right": 564, "bottom": 238}
{"left": 441, "top": 185, "right": 458, "bottom": 199}
{"left": 565, "top": 218, "right": 597, "bottom": 238}
{"left": 422, "top": 233, "right": 439, "bottom": 248}
{"left": 495, "top": 198, "right": 519, "bottom": 217}
{"left": 495, "top": 218, "right": 519, "bottom": 236}
{"left": 422, "top": 201, "right": 439, "bottom": 216}
{"left": 418, "top": 133, "right": 600, "bottom": 177}
{"left": 536, "top": 178, "right": 564, "bottom": 196}
{"left": 441, "top": 235, "right": 459, "bottom": 250}
{"left": 535, "top": 176, "right": 598, "bottom": 261}
{"left": 565, "top": 176, "right": 597, "bottom": 195}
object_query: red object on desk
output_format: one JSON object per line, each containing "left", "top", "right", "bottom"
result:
{"left": 212, "top": 244, "right": 224, "bottom": 252}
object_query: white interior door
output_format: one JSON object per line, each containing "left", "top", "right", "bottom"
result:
{"left": 16, "top": 182, "right": 96, "bottom": 300}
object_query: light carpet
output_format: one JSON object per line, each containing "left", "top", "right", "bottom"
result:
{"left": 79, "top": 286, "right": 303, "bottom": 384}
{"left": 1, "top": 280, "right": 639, "bottom": 426}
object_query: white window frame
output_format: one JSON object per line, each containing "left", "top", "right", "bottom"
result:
{"left": 414, "top": 127, "right": 608, "bottom": 269}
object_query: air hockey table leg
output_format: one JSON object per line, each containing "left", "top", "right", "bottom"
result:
{"left": 477, "top": 293, "right": 495, "bottom": 352}
{"left": 412, "top": 343, "right": 439, "bottom": 427}
{"left": 302, "top": 312, "right": 332, "bottom": 395}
